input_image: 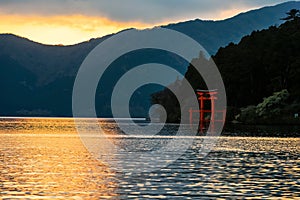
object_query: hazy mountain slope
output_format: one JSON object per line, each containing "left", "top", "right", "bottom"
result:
{"left": 166, "top": 1, "right": 300, "bottom": 54}
{"left": 0, "top": 34, "right": 110, "bottom": 85}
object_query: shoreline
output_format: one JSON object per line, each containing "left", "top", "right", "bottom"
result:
{"left": 0, "top": 117, "right": 299, "bottom": 137}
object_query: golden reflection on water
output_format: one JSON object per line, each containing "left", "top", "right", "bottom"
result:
{"left": 0, "top": 118, "right": 299, "bottom": 199}
{"left": 0, "top": 118, "right": 78, "bottom": 134}
{"left": 0, "top": 118, "right": 117, "bottom": 199}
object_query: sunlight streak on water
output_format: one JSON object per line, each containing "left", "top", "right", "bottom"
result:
{"left": 0, "top": 118, "right": 299, "bottom": 199}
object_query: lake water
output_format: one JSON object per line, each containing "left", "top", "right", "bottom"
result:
{"left": 0, "top": 118, "right": 299, "bottom": 199}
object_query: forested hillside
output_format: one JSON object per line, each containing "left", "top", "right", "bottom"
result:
{"left": 152, "top": 15, "right": 300, "bottom": 124}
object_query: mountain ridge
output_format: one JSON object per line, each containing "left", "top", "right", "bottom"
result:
{"left": 2, "top": 1, "right": 300, "bottom": 47}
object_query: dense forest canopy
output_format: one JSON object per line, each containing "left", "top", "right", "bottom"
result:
{"left": 152, "top": 14, "right": 300, "bottom": 124}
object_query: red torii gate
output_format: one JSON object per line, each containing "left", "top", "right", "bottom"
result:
{"left": 189, "top": 89, "right": 226, "bottom": 133}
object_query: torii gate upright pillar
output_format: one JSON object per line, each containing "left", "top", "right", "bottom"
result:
{"left": 189, "top": 89, "right": 225, "bottom": 134}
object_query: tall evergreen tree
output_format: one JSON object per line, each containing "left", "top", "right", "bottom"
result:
{"left": 281, "top": 9, "right": 300, "bottom": 21}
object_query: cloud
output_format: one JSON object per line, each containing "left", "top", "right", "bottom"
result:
{"left": 0, "top": 0, "right": 289, "bottom": 23}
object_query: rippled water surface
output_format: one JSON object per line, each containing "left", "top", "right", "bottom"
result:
{"left": 0, "top": 118, "right": 299, "bottom": 199}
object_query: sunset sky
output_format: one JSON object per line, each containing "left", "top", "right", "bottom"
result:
{"left": 0, "top": 0, "right": 289, "bottom": 45}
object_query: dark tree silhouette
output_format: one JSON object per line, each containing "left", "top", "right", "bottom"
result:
{"left": 281, "top": 9, "right": 300, "bottom": 21}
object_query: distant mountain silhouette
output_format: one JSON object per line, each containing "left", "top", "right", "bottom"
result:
{"left": 165, "top": 1, "right": 300, "bottom": 54}
{"left": 0, "top": 1, "right": 299, "bottom": 117}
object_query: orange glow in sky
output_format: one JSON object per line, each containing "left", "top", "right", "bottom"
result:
{"left": 212, "top": 8, "right": 246, "bottom": 20}
{"left": 0, "top": 9, "right": 246, "bottom": 45}
{"left": 0, "top": 14, "right": 153, "bottom": 45}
